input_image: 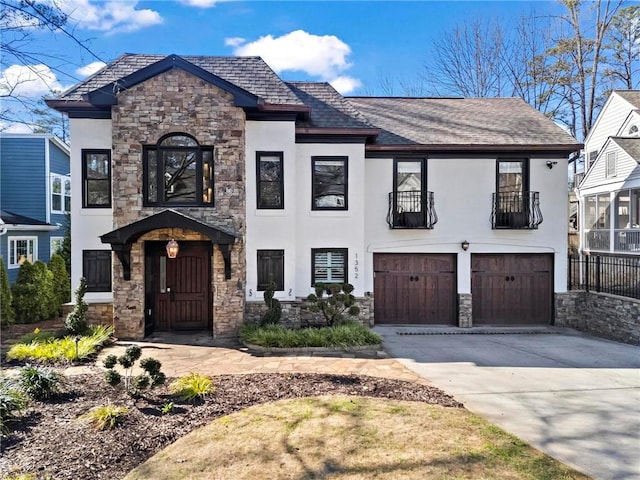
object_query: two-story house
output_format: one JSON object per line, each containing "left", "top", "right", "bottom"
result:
{"left": 47, "top": 54, "right": 580, "bottom": 340}
{"left": 576, "top": 90, "right": 640, "bottom": 256}
{"left": 0, "top": 133, "right": 70, "bottom": 283}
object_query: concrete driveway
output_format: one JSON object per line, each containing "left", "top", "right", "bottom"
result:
{"left": 374, "top": 326, "right": 640, "bottom": 480}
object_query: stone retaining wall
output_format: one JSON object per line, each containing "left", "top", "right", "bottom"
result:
{"left": 245, "top": 296, "right": 374, "bottom": 329}
{"left": 555, "top": 291, "right": 640, "bottom": 345}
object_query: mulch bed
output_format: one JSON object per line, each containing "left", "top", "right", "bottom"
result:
{"left": 0, "top": 368, "right": 463, "bottom": 480}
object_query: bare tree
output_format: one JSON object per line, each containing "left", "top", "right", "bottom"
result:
{"left": 1, "top": 0, "right": 104, "bottom": 129}
{"left": 425, "top": 17, "right": 508, "bottom": 97}
{"left": 602, "top": 5, "right": 640, "bottom": 89}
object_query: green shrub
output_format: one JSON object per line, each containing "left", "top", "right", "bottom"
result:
{"left": 6, "top": 325, "right": 114, "bottom": 363}
{"left": 33, "top": 260, "right": 57, "bottom": 320}
{"left": 16, "top": 328, "right": 60, "bottom": 344}
{"left": 261, "top": 281, "right": 282, "bottom": 326}
{"left": 11, "top": 261, "right": 40, "bottom": 323}
{"left": 0, "top": 376, "right": 27, "bottom": 435}
{"left": 169, "top": 372, "right": 214, "bottom": 403}
{"left": 17, "top": 365, "right": 64, "bottom": 401}
{"left": 0, "top": 255, "right": 14, "bottom": 326}
{"left": 306, "top": 283, "right": 360, "bottom": 327}
{"left": 78, "top": 403, "right": 128, "bottom": 430}
{"left": 161, "top": 401, "right": 175, "bottom": 415}
{"left": 48, "top": 254, "right": 70, "bottom": 317}
{"left": 239, "top": 321, "right": 381, "bottom": 348}
{"left": 103, "top": 345, "right": 165, "bottom": 396}
{"left": 65, "top": 277, "right": 88, "bottom": 334}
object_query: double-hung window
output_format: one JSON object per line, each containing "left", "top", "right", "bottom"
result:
{"left": 51, "top": 174, "right": 71, "bottom": 213}
{"left": 311, "top": 248, "right": 347, "bottom": 285}
{"left": 257, "top": 250, "right": 284, "bottom": 291}
{"left": 312, "top": 157, "right": 348, "bottom": 210}
{"left": 256, "top": 152, "right": 284, "bottom": 209}
{"left": 83, "top": 250, "right": 112, "bottom": 292}
{"left": 82, "top": 150, "right": 111, "bottom": 208}
{"left": 8, "top": 237, "right": 37, "bottom": 268}
{"left": 144, "top": 133, "right": 213, "bottom": 206}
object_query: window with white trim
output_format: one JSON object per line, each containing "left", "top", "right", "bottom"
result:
{"left": 606, "top": 152, "right": 617, "bottom": 178}
{"left": 311, "top": 248, "right": 347, "bottom": 285}
{"left": 51, "top": 174, "right": 71, "bottom": 213}
{"left": 8, "top": 237, "right": 37, "bottom": 268}
{"left": 50, "top": 237, "right": 64, "bottom": 258}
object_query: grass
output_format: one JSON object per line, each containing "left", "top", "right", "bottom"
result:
{"left": 169, "top": 372, "right": 214, "bottom": 403}
{"left": 78, "top": 403, "right": 128, "bottom": 430}
{"left": 6, "top": 325, "right": 114, "bottom": 363}
{"left": 239, "top": 321, "right": 382, "bottom": 348}
{"left": 125, "top": 396, "right": 590, "bottom": 480}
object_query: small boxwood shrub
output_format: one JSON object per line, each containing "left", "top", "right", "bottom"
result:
{"left": 103, "top": 345, "right": 165, "bottom": 396}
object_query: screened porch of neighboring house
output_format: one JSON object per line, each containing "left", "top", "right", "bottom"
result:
{"left": 583, "top": 187, "right": 640, "bottom": 253}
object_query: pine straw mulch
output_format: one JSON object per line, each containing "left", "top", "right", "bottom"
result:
{"left": 0, "top": 368, "right": 463, "bottom": 480}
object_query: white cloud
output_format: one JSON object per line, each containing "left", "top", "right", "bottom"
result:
{"left": 0, "top": 122, "right": 34, "bottom": 134}
{"left": 76, "top": 61, "right": 107, "bottom": 77}
{"left": 224, "top": 37, "right": 245, "bottom": 47}
{"left": 58, "top": 0, "right": 163, "bottom": 34}
{"left": 0, "top": 64, "right": 65, "bottom": 98}
{"left": 330, "top": 76, "right": 362, "bottom": 95}
{"left": 179, "top": 0, "right": 219, "bottom": 7}
{"left": 228, "top": 30, "right": 356, "bottom": 81}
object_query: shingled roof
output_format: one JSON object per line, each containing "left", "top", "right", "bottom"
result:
{"left": 57, "top": 53, "right": 303, "bottom": 106}
{"left": 347, "top": 97, "right": 579, "bottom": 149}
{"left": 286, "top": 82, "right": 374, "bottom": 129}
{"left": 614, "top": 90, "right": 640, "bottom": 109}
{"left": 612, "top": 137, "right": 640, "bottom": 162}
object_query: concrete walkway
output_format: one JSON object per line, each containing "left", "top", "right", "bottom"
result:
{"left": 374, "top": 326, "right": 640, "bottom": 480}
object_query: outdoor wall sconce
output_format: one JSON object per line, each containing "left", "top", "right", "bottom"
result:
{"left": 546, "top": 161, "right": 558, "bottom": 169}
{"left": 166, "top": 238, "right": 179, "bottom": 258}
{"left": 461, "top": 240, "right": 470, "bottom": 251}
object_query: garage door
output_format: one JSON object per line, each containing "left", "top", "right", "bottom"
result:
{"left": 373, "top": 253, "right": 456, "bottom": 325}
{"left": 471, "top": 254, "right": 553, "bottom": 325}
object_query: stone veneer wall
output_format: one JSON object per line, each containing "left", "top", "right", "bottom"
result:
{"left": 110, "top": 68, "right": 246, "bottom": 340}
{"left": 555, "top": 291, "right": 640, "bottom": 345}
{"left": 245, "top": 296, "right": 374, "bottom": 329}
{"left": 458, "top": 294, "right": 472, "bottom": 327}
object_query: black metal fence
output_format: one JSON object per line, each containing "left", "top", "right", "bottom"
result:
{"left": 568, "top": 254, "right": 640, "bottom": 300}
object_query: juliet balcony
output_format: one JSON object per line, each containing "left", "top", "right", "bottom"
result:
{"left": 387, "top": 191, "right": 438, "bottom": 229}
{"left": 491, "top": 191, "right": 543, "bottom": 229}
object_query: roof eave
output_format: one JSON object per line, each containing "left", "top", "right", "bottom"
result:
{"left": 366, "top": 143, "right": 583, "bottom": 154}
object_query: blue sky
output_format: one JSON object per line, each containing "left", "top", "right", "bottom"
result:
{"left": 1, "top": 0, "right": 565, "bottom": 132}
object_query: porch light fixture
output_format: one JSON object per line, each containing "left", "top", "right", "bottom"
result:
{"left": 461, "top": 240, "right": 470, "bottom": 251}
{"left": 166, "top": 238, "right": 179, "bottom": 258}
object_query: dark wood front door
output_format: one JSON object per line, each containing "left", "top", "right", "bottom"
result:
{"left": 373, "top": 253, "right": 456, "bottom": 325}
{"left": 471, "top": 254, "right": 553, "bottom": 325}
{"left": 145, "top": 241, "right": 211, "bottom": 333}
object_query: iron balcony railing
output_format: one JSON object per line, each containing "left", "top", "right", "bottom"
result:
{"left": 491, "top": 191, "right": 543, "bottom": 229}
{"left": 387, "top": 191, "right": 437, "bottom": 229}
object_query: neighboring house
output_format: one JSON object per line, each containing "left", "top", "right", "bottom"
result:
{"left": 0, "top": 134, "right": 70, "bottom": 283}
{"left": 576, "top": 91, "right": 640, "bottom": 255}
{"left": 47, "top": 54, "right": 580, "bottom": 340}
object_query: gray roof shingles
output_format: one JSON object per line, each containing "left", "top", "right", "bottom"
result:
{"left": 347, "top": 97, "right": 579, "bottom": 147}
{"left": 612, "top": 137, "right": 640, "bottom": 162}
{"left": 56, "top": 53, "right": 580, "bottom": 148}
{"left": 615, "top": 90, "right": 640, "bottom": 109}
{"left": 58, "top": 53, "right": 303, "bottom": 106}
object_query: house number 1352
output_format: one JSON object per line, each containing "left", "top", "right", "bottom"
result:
{"left": 354, "top": 253, "right": 359, "bottom": 280}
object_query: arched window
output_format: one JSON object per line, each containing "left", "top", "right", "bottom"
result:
{"left": 629, "top": 125, "right": 638, "bottom": 136}
{"left": 143, "top": 133, "right": 213, "bottom": 206}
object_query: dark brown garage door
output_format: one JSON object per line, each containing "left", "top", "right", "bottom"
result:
{"left": 471, "top": 254, "right": 553, "bottom": 325}
{"left": 374, "top": 253, "right": 456, "bottom": 325}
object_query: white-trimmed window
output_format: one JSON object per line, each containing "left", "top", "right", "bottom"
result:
{"left": 606, "top": 152, "right": 617, "bottom": 178}
{"left": 50, "top": 237, "right": 64, "bottom": 257}
{"left": 8, "top": 237, "right": 37, "bottom": 269}
{"left": 311, "top": 248, "right": 347, "bottom": 285}
{"left": 51, "top": 174, "right": 71, "bottom": 213}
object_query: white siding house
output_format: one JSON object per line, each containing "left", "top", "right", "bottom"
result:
{"left": 577, "top": 91, "right": 640, "bottom": 255}
{"left": 48, "top": 54, "right": 580, "bottom": 339}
